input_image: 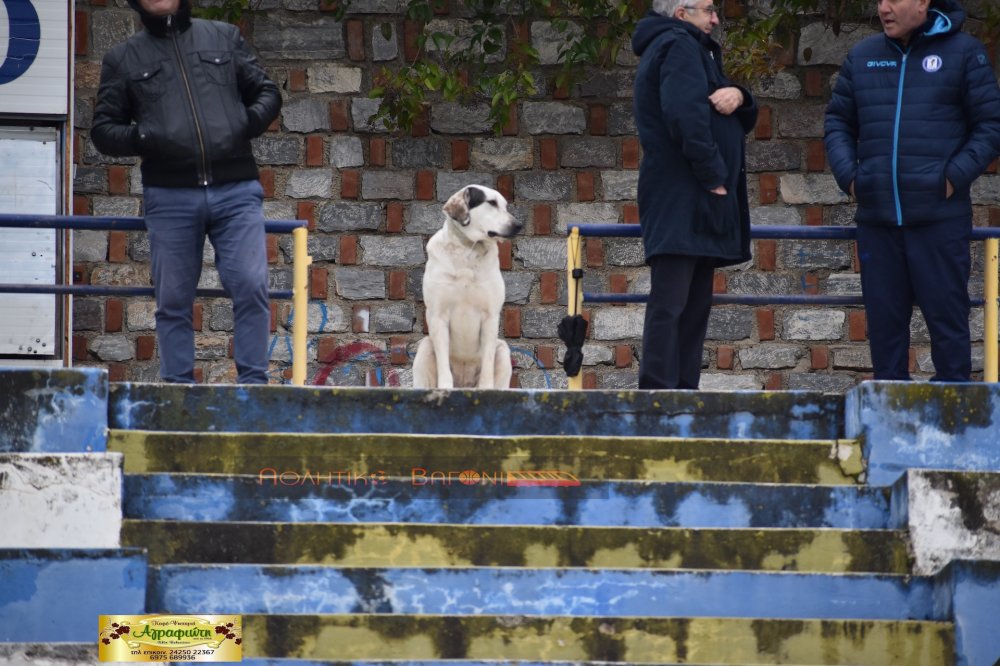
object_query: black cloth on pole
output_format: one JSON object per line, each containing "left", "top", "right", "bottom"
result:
{"left": 558, "top": 314, "right": 588, "bottom": 377}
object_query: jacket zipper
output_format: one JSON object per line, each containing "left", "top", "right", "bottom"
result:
{"left": 889, "top": 45, "right": 908, "bottom": 227}
{"left": 168, "top": 14, "right": 211, "bottom": 186}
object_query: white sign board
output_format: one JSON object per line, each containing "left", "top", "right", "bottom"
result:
{"left": 0, "top": 126, "right": 59, "bottom": 357}
{"left": 0, "top": 0, "right": 69, "bottom": 115}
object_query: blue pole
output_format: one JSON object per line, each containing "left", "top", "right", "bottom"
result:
{"left": 0, "top": 213, "right": 305, "bottom": 234}
{"left": 0, "top": 284, "right": 293, "bottom": 299}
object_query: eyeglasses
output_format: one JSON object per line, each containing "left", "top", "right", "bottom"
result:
{"left": 683, "top": 4, "right": 720, "bottom": 14}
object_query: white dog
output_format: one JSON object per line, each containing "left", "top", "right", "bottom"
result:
{"left": 413, "top": 185, "right": 523, "bottom": 389}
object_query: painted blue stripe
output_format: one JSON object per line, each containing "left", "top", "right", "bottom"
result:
{"left": 149, "top": 565, "right": 938, "bottom": 621}
{"left": 891, "top": 47, "right": 908, "bottom": 226}
{"left": 109, "top": 384, "right": 845, "bottom": 440}
{"left": 0, "top": 550, "right": 147, "bottom": 641}
{"left": 125, "top": 475, "right": 889, "bottom": 529}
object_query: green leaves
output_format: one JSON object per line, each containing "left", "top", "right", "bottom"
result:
{"left": 192, "top": 0, "right": 251, "bottom": 23}
{"left": 367, "top": 0, "right": 645, "bottom": 134}
{"left": 207, "top": 0, "right": 1000, "bottom": 137}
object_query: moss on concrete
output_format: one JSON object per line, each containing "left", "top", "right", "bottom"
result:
{"left": 239, "top": 614, "right": 954, "bottom": 664}
{"left": 108, "top": 431, "right": 859, "bottom": 485}
{"left": 881, "top": 384, "right": 995, "bottom": 434}
{"left": 122, "top": 521, "right": 908, "bottom": 573}
{"left": 922, "top": 471, "right": 1000, "bottom": 533}
{"left": 751, "top": 618, "right": 807, "bottom": 657}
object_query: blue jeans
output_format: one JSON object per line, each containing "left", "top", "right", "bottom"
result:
{"left": 143, "top": 180, "right": 270, "bottom": 384}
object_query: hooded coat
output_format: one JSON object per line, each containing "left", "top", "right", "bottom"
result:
{"left": 824, "top": 0, "right": 1000, "bottom": 227}
{"left": 91, "top": 0, "right": 281, "bottom": 188}
{"left": 631, "top": 12, "right": 758, "bottom": 267}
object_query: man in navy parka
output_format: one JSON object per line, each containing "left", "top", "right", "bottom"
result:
{"left": 825, "top": 0, "right": 1000, "bottom": 381}
{"left": 632, "top": 0, "right": 757, "bottom": 389}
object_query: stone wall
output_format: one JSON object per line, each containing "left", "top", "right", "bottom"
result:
{"left": 71, "top": 0, "right": 1000, "bottom": 389}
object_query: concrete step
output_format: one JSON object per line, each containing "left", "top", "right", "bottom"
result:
{"left": 125, "top": 474, "right": 890, "bottom": 528}
{"left": 108, "top": 384, "right": 844, "bottom": 440}
{"left": 148, "top": 565, "right": 936, "bottom": 621}
{"left": 934, "top": 560, "right": 1000, "bottom": 666}
{"left": 0, "top": 652, "right": 936, "bottom": 666}
{"left": 0, "top": 369, "right": 108, "bottom": 453}
{"left": 0, "top": 549, "right": 147, "bottom": 642}
{"left": 13, "top": 659, "right": 862, "bottom": 666}
{"left": 0, "top": 453, "right": 122, "bottom": 549}
{"left": 181, "top": 662, "right": 894, "bottom": 666}
{"left": 0, "top": 644, "right": 97, "bottom": 666}
{"left": 235, "top": 614, "right": 953, "bottom": 665}
{"left": 108, "top": 431, "right": 862, "bottom": 484}
{"left": 122, "top": 521, "right": 908, "bottom": 573}
{"left": 847, "top": 382, "right": 1000, "bottom": 485}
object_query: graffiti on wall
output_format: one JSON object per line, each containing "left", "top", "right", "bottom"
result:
{"left": 267, "top": 306, "right": 552, "bottom": 387}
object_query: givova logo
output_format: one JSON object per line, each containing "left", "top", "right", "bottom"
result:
{"left": 0, "top": 0, "right": 41, "bottom": 84}
{"left": 867, "top": 60, "right": 898, "bottom": 68}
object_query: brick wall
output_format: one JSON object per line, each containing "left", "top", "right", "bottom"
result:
{"left": 71, "top": 0, "right": 1000, "bottom": 390}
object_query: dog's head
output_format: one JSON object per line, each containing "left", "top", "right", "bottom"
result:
{"left": 443, "top": 185, "right": 522, "bottom": 242}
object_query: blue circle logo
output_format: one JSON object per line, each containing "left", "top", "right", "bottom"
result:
{"left": 0, "top": 0, "right": 42, "bottom": 85}
{"left": 922, "top": 55, "right": 942, "bottom": 73}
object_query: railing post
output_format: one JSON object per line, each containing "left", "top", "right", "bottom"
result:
{"left": 567, "top": 226, "right": 583, "bottom": 391}
{"left": 291, "top": 226, "right": 312, "bottom": 386}
{"left": 986, "top": 237, "right": 999, "bottom": 383}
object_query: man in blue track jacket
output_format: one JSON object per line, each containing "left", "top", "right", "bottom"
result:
{"left": 825, "top": 0, "right": 1000, "bottom": 381}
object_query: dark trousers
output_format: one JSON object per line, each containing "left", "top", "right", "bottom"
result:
{"left": 639, "top": 254, "right": 715, "bottom": 389}
{"left": 143, "top": 180, "right": 271, "bottom": 384}
{"left": 856, "top": 220, "right": 972, "bottom": 381}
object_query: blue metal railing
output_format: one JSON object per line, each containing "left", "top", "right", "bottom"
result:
{"left": 564, "top": 222, "right": 1000, "bottom": 386}
{"left": 568, "top": 223, "right": 1000, "bottom": 306}
{"left": 0, "top": 214, "right": 306, "bottom": 299}
{"left": 572, "top": 223, "right": 1000, "bottom": 241}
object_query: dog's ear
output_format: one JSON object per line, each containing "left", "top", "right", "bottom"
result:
{"left": 443, "top": 188, "right": 470, "bottom": 226}
{"left": 466, "top": 185, "right": 486, "bottom": 210}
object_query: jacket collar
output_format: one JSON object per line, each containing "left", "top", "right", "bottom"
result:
{"left": 665, "top": 15, "right": 719, "bottom": 49}
{"left": 632, "top": 11, "right": 721, "bottom": 57}
{"left": 886, "top": 3, "right": 964, "bottom": 50}
{"left": 127, "top": 0, "right": 192, "bottom": 37}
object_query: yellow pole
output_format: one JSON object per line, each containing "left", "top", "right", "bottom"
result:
{"left": 567, "top": 226, "right": 583, "bottom": 391}
{"left": 291, "top": 225, "right": 312, "bottom": 386}
{"left": 985, "top": 237, "right": 998, "bottom": 383}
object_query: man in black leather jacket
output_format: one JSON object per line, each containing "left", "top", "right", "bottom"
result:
{"left": 92, "top": 0, "right": 281, "bottom": 384}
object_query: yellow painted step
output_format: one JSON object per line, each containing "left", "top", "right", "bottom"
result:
{"left": 241, "top": 614, "right": 953, "bottom": 665}
{"left": 108, "top": 431, "right": 864, "bottom": 484}
{"left": 122, "top": 521, "right": 908, "bottom": 573}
